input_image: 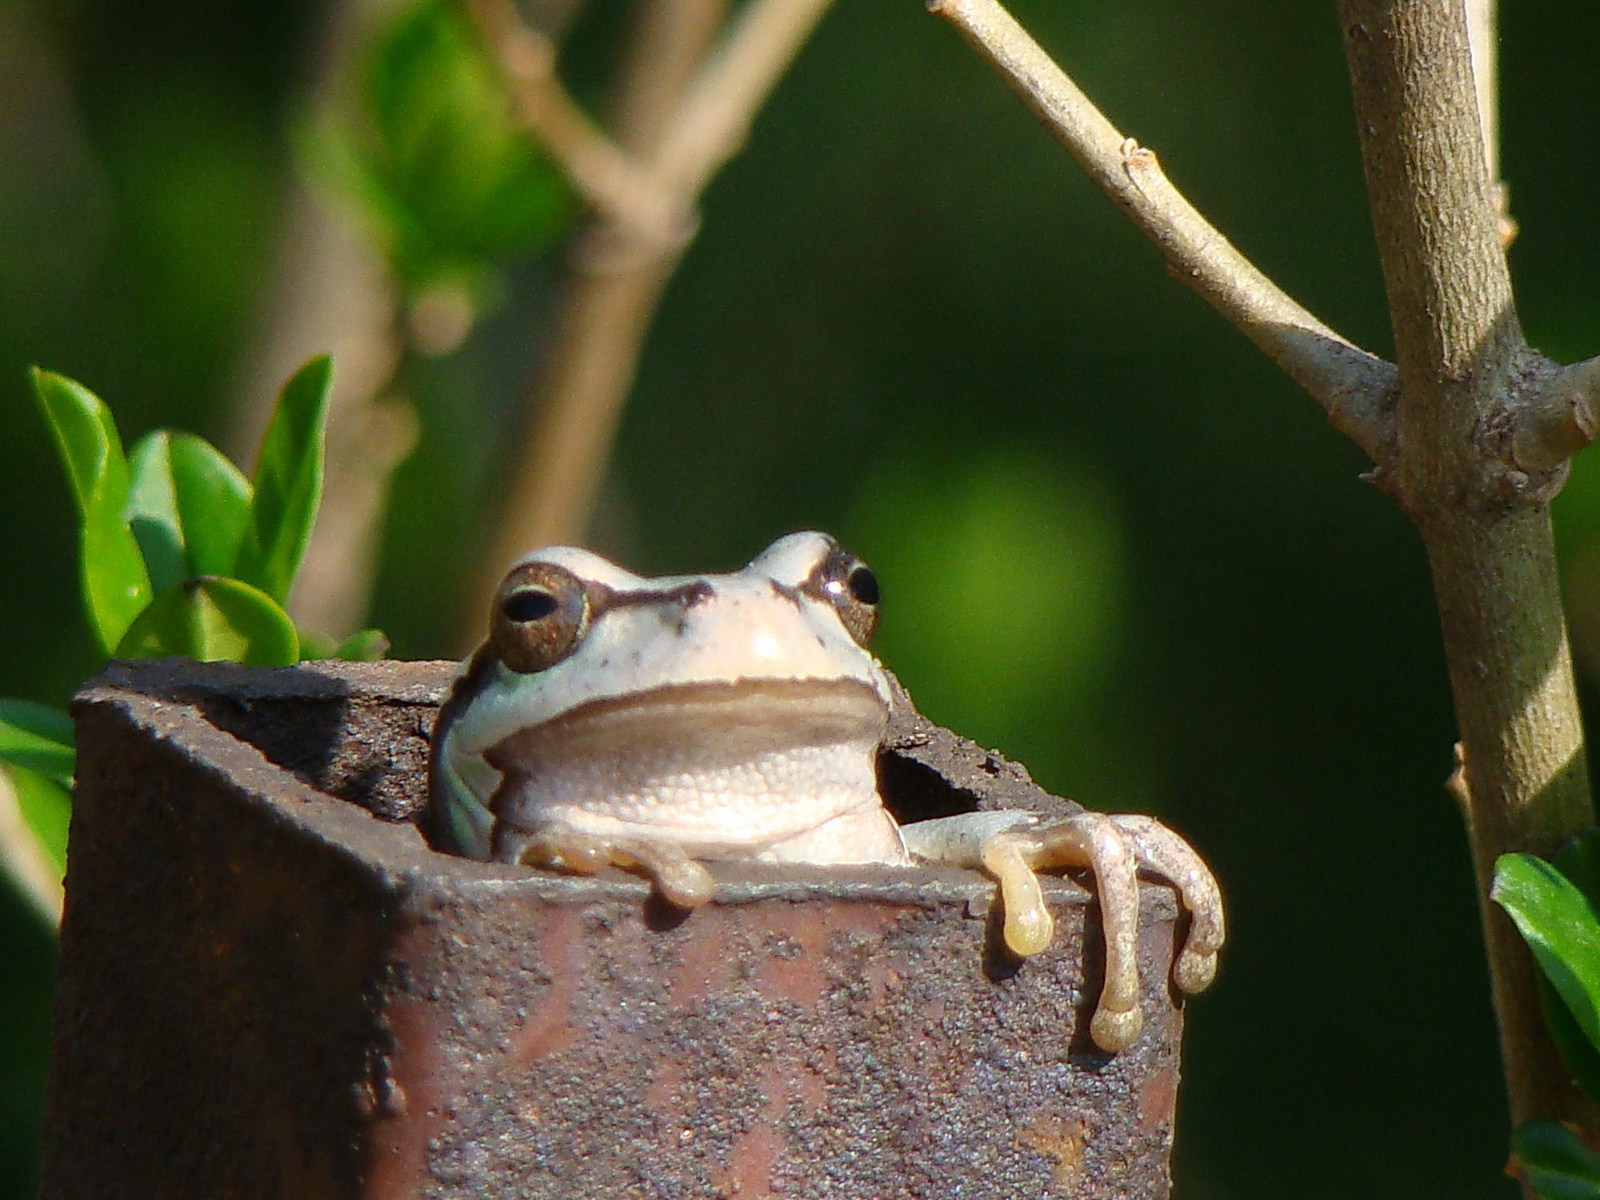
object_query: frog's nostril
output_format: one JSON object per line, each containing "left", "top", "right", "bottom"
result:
{"left": 680, "top": 580, "right": 716, "bottom": 607}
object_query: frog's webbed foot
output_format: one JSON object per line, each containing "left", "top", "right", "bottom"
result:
{"left": 492, "top": 825, "right": 716, "bottom": 909}
{"left": 905, "top": 809, "right": 1224, "bottom": 1052}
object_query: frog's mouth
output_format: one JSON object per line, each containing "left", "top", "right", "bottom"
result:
{"left": 484, "top": 676, "right": 889, "bottom": 769}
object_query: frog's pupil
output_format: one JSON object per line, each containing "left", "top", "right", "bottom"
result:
{"left": 848, "top": 566, "right": 880, "bottom": 606}
{"left": 504, "top": 589, "right": 559, "bottom": 623}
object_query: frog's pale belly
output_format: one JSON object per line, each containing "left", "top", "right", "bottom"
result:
{"left": 484, "top": 677, "right": 907, "bottom": 862}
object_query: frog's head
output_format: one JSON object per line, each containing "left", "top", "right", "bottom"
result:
{"left": 430, "top": 532, "right": 893, "bottom": 859}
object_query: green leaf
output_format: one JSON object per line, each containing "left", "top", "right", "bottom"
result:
{"left": 235, "top": 355, "right": 331, "bottom": 603}
{"left": 334, "top": 628, "right": 390, "bottom": 661}
{"left": 127, "top": 431, "right": 253, "bottom": 590}
{"left": 3, "top": 760, "right": 71, "bottom": 880}
{"left": 30, "top": 368, "right": 154, "bottom": 653}
{"left": 1493, "top": 854, "right": 1600, "bottom": 1057}
{"left": 115, "top": 577, "right": 299, "bottom": 666}
{"left": 350, "top": 0, "right": 571, "bottom": 287}
{"left": 1538, "top": 971, "right": 1600, "bottom": 1111}
{"left": 0, "top": 700, "right": 75, "bottom": 788}
{"left": 1514, "top": 1120, "right": 1600, "bottom": 1199}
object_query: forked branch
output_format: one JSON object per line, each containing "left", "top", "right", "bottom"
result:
{"left": 933, "top": 0, "right": 1599, "bottom": 1152}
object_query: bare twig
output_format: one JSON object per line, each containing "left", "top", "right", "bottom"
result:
{"left": 0, "top": 767, "right": 62, "bottom": 926}
{"left": 1516, "top": 355, "right": 1600, "bottom": 472}
{"left": 927, "top": 0, "right": 1397, "bottom": 463}
{"left": 458, "top": 0, "right": 836, "bottom": 643}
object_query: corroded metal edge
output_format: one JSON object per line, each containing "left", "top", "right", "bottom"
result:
{"left": 42, "top": 659, "right": 1184, "bottom": 1200}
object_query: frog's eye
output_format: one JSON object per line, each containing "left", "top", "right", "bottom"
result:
{"left": 819, "top": 545, "right": 880, "bottom": 646}
{"left": 491, "top": 561, "right": 590, "bottom": 673}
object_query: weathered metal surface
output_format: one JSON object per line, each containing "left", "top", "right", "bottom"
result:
{"left": 42, "top": 659, "right": 1185, "bottom": 1199}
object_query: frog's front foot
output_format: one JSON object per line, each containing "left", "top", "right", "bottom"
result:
{"left": 906, "top": 810, "right": 1224, "bottom": 1053}
{"left": 492, "top": 824, "right": 717, "bottom": 909}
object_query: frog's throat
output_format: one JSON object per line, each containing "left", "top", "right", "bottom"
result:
{"left": 481, "top": 677, "right": 892, "bottom": 860}
{"left": 482, "top": 677, "right": 889, "bottom": 769}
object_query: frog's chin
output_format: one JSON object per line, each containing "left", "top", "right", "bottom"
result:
{"left": 480, "top": 678, "right": 891, "bottom": 857}
{"left": 484, "top": 676, "right": 889, "bottom": 768}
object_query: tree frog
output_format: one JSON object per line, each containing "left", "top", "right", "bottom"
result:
{"left": 430, "top": 532, "right": 1223, "bottom": 1051}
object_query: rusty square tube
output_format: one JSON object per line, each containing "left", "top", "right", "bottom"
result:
{"left": 41, "top": 659, "right": 1186, "bottom": 1199}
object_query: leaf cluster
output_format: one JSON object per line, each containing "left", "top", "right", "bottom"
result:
{"left": 0, "top": 357, "right": 385, "bottom": 922}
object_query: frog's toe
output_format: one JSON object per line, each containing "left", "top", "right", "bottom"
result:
{"left": 496, "top": 828, "right": 717, "bottom": 909}
{"left": 981, "top": 816, "right": 1142, "bottom": 1053}
{"left": 1107, "top": 813, "right": 1226, "bottom": 996}
{"left": 979, "top": 831, "right": 1055, "bottom": 956}
{"left": 1090, "top": 1002, "right": 1143, "bottom": 1053}
{"left": 610, "top": 839, "right": 716, "bottom": 909}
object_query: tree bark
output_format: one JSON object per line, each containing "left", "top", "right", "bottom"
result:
{"left": 1341, "top": 0, "right": 1592, "bottom": 1132}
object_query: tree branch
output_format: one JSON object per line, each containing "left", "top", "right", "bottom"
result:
{"left": 467, "top": 0, "right": 693, "bottom": 250}
{"left": 931, "top": 0, "right": 1598, "bottom": 1153}
{"left": 1340, "top": 0, "right": 1592, "bottom": 1137}
{"left": 1515, "top": 354, "right": 1600, "bottom": 473}
{"left": 652, "top": 0, "right": 837, "bottom": 198}
{"left": 926, "top": 0, "right": 1397, "bottom": 463}
{"left": 457, "top": 0, "right": 837, "bottom": 645}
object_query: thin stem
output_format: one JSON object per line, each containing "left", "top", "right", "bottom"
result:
{"left": 653, "top": 0, "right": 837, "bottom": 197}
{"left": 468, "top": 0, "right": 693, "bottom": 248}
{"left": 927, "top": 0, "right": 1396, "bottom": 463}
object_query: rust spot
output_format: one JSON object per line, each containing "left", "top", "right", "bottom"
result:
{"left": 1019, "top": 1113, "right": 1086, "bottom": 1191}
{"left": 1138, "top": 1065, "right": 1178, "bottom": 1132}
{"left": 506, "top": 905, "right": 584, "bottom": 1065}
{"left": 714, "top": 1119, "right": 779, "bottom": 1198}
{"left": 667, "top": 910, "right": 739, "bottom": 1005}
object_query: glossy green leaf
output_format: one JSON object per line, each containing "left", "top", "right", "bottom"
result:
{"left": 235, "top": 355, "right": 331, "bottom": 603}
{"left": 30, "top": 368, "right": 154, "bottom": 653}
{"left": 115, "top": 576, "right": 299, "bottom": 666}
{"left": 128, "top": 431, "right": 253, "bottom": 590}
{"left": 1515, "top": 1120, "right": 1600, "bottom": 1200}
{"left": 1493, "top": 854, "right": 1600, "bottom": 1058}
{"left": 0, "top": 700, "right": 75, "bottom": 788}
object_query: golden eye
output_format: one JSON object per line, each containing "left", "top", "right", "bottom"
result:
{"left": 490, "top": 561, "right": 590, "bottom": 673}
{"left": 820, "top": 545, "right": 880, "bottom": 646}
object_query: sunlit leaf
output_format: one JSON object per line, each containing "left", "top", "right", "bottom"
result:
{"left": 1514, "top": 1120, "right": 1600, "bottom": 1199}
{"left": 115, "top": 577, "right": 299, "bottom": 666}
{"left": 1493, "top": 854, "right": 1600, "bottom": 1059}
{"left": 30, "top": 368, "right": 154, "bottom": 653}
{"left": 235, "top": 355, "right": 331, "bottom": 603}
{"left": 3, "top": 760, "right": 70, "bottom": 878}
{"left": 128, "top": 431, "right": 253, "bottom": 590}
{"left": 0, "top": 700, "right": 75, "bottom": 788}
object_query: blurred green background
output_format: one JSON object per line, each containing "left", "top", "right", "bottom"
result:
{"left": 4, "top": 0, "right": 1600, "bottom": 1194}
